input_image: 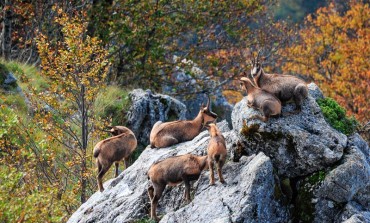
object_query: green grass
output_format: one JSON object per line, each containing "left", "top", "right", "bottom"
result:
{"left": 94, "top": 85, "right": 130, "bottom": 125}
{"left": 317, "top": 97, "right": 358, "bottom": 135}
{"left": 0, "top": 59, "right": 48, "bottom": 93}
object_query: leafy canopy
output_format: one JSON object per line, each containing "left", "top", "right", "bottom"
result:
{"left": 280, "top": 1, "right": 370, "bottom": 122}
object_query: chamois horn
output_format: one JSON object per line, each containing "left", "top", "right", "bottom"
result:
{"left": 206, "top": 95, "right": 211, "bottom": 110}
{"left": 256, "top": 49, "right": 262, "bottom": 64}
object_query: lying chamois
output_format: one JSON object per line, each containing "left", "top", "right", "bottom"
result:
{"left": 93, "top": 126, "right": 137, "bottom": 192}
{"left": 149, "top": 96, "right": 218, "bottom": 148}
{"left": 240, "top": 77, "right": 281, "bottom": 122}
{"left": 206, "top": 123, "right": 227, "bottom": 185}
{"left": 251, "top": 54, "right": 308, "bottom": 112}
{"left": 147, "top": 154, "right": 208, "bottom": 221}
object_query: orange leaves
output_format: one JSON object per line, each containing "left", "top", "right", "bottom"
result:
{"left": 280, "top": 1, "right": 370, "bottom": 122}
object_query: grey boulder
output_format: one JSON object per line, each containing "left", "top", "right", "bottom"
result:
{"left": 126, "top": 89, "right": 187, "bottom": 145}
{"left": 231, "top": 83, "right": 347, "bottom": 178}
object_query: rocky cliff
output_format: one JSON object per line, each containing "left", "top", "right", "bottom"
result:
{"left": 68, "top": 83, "right": 369, "bottom": 223}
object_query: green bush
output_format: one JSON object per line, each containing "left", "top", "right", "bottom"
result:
{"left": 317, "top": 98, "right": 358, "bottom": 135}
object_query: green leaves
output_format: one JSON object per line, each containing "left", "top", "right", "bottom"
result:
{"left": 317, "top": 97, "right": 358, "bottom": 135}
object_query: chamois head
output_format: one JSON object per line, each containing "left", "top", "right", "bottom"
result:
{"left": 200, "top": 96, "right": 218, "bottom": 124}
{"left": 104, "top": 126, "right": 130, "bottom": 136}
{"left": 250, "top": 50, "right": 263, "bottom": 79}
{"left": 240, "top": 77, "right": 256, "bottom": 94}
{"left": 204, "top": 123, "right": 219, "bottom": 137}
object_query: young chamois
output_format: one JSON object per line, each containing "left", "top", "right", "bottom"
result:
{"left": 240, "top": 77, "right": 282, "bottom": 122}
{"left": 93, "top": 126, "right": 137, "bottom": 192}
{"left": 149, "top": 96, "right": 218, "bottom": 148}
{"left": 206, "top": 123, "right": 227, "bottom": 185}
{"left": 147, "top": 154, "right": 208, "bottom": 221}
{"left": 251, "top": 53, "right": 308, "bottom": 112}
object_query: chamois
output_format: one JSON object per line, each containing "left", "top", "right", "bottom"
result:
{"left": 240, "top": 77, "right": 282, "bottom": 122}
{"left": 147, "top": 154, "right": 208, "bottom": 221}
{"left": 149, "top": 96, "right": 218, "bottom": 148}
{"left": 206, "top": 123, "right": 227, "bottom": 185}
{"left": 93, "top": 126, "right": 137, "bottom": 192}
{"left": 251, "top": 53, "right": 308, "bottom": 112}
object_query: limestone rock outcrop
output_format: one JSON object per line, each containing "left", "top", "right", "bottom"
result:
{"left": 126, "top": 89, "right": 187, "bottom": 145}
{"left": 68, "top": 83, "right": 369, "bottom": 223}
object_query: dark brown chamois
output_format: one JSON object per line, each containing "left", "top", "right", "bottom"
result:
{"left": 93, "top": 126, "right": 137, "bottom": 192}
{"left": 149, "top": 96, "right": 217, "bottom": 148}
{"left": 206, "top": 123, "right": 227, "bottom": 185}
{"left": 147, "top": 154, "right": 208, "bottom": 221}
{"left": 251, "top": 53, "right": 308, "bottom": 112}
{"left": 240, "top": 77, "right": 282, "bottom": 122}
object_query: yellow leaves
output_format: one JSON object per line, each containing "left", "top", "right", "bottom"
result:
{"left": 280, "top": 1, "right": 370, "bottom": 122}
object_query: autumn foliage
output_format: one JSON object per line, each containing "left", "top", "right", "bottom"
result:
{"left": 280, "top": 1, "right": 369, "bottom": 122}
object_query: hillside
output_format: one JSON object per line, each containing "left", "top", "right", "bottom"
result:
{"left": 68, "top": 84, "right": 370, "bottom": 223}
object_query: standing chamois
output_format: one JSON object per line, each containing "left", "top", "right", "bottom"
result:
{"left": 206, "top": 123, "right": 227, "bottom": 185}
{"left": 147, "top": 154, "right": 208, "bottom": 221}
{"left": 149, "top": 96, "right": 218, "bottom": 148}
{"left": 93, "top": 126, "right": 137, "bottom": 192}
{"left": 251, "top": 52, "right": 308, "bottom": 112}
{"left": 240, "top": 77, "right": 282, "bottom": 122}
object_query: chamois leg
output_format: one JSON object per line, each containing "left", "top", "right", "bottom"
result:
{"left": 184, "top": 179, "right": 191, "bottom": 203}
{"left": 208, "top": 159, "right": 215, "bottom": 185}
{"left": 114, "top": 162, "right": 119, "bottom": 177}
{"left": 150, "top": 184, "right": 165, "bottom": 222}
{"left": 97, "top": 163, "right": 111, "bottom": 192}
{"left": 293, "top": 84, "right": 308, "bottom": 112}
{"left": 124, "top": 157, "right": 130, "bottom": 170}
{"left": 216, "top": 159, "right": 226, "bottom": 184}
{"left": 147, "top": 185, "right": 154, "bottom": 201}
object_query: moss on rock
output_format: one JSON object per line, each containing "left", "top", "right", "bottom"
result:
{"left": 292, "top": 170, "right": 327, "bottom": 223}
{"left": 317, "top": 98, "right": 358, "bottom": 135}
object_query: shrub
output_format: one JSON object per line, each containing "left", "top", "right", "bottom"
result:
{"left": 317, "top": 98, "right": 358, "bottom": 135}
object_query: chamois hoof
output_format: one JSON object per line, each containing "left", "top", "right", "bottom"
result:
{"left": 209, "top": 182, "right": 215, "bottom": 186}
{"left": 220, "top": 180, "right": 227, "bottom": 184}
{"left": 99, "top": 188, "right": 104, "bottom": 192}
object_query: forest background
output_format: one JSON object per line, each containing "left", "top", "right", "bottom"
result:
{"left": 0, "top": 0, "right": 368, "bottom": 222}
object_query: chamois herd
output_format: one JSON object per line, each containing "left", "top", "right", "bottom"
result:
{"left": 92, "top": 57, "right": 308, "bottom": 221}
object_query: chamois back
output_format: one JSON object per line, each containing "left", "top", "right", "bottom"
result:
{"left": 240, "top": 77, "right": 281, "bottom": 122}
{"left": 206, "top": 123, "right": 227, "bottom": 185}
{"left": 93, "top": 126, "right": 137, "bottom": 192}
{"left": 150, "top": 96, "right": 218, "bottom": 148}
{"left": 251, "top": 59, "right": 308, "bottom": 111}
{"left": 147, "top": 154, "right": 208, "bottom": 221}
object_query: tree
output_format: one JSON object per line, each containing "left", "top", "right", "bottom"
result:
{"left": 279, "top": 1, "right": 369, "bottom": 122}
{"left": 0, "top": 0, "right": 12, "bottom": 60}
{"left": 35, "top": 7, "right": 109, "bottom": 203}
{"left": 89, "top": 0, "right": 272, "bottom": 94}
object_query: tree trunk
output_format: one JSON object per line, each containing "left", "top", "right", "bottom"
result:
{"left": 1, "top": 0, "right": 12, "bottom": 60}
{"left": 80, "top": 85, "right": 88, "bottom": 204}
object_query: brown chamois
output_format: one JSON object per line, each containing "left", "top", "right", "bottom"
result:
{"left": 206, "top": 123, "right": 227, "bottom": 185}
{"left": 93, "top": 126, "right": 137, "bottom": 192}
{"left": 147, "top": 154, "right": 208, "bottom": 221}
{"left": 251, "top": 54, "right": 308, "bottom": 112}
{"left": 149, "top": 96, "right": 218, "bottom": 148}
{"left": 240, "top": 77, "right": 282, "bottom": 122}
